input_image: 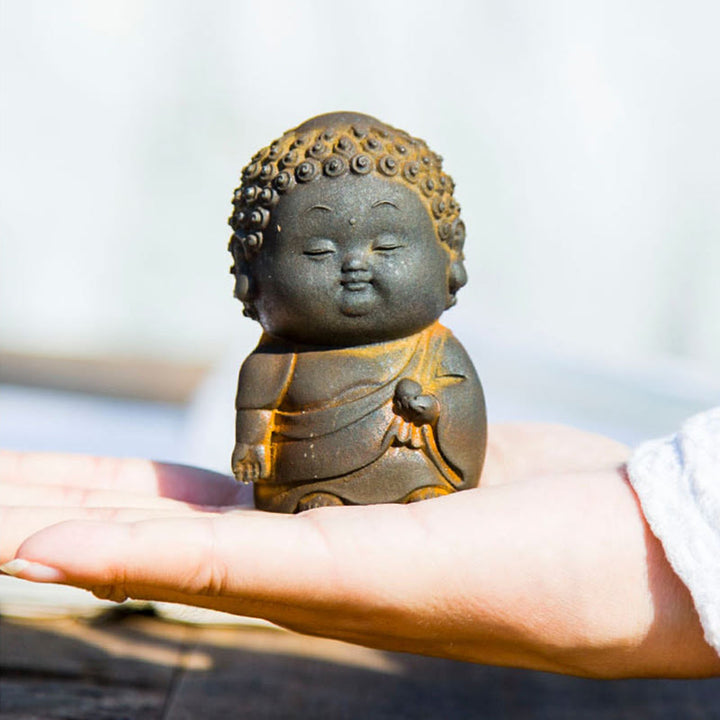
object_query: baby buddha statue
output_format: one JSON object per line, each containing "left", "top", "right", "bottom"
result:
{"left": 228, "top": 112, "right": 486, "bottom": 513}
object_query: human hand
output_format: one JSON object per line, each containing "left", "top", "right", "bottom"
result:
{"left": 1, "top": 426, "right": 718, "bottom": 679}
{"left": 231, "top": 442, "right": 270, "bottom": 483}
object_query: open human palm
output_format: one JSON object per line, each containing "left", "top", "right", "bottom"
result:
{"left": 1, "top": 425, "right": 718, "bottom": 678}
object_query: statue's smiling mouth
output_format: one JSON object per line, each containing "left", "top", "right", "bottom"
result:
{"left": 341, "top": 272, "right": 373, "bottom": 291}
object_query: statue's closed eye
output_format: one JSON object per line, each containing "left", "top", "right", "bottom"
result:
{"left": 373, "top": 233, "right": 405, "bottom": 252}
{"left": 303, "top": 239, "right": 336, "bottom": 257}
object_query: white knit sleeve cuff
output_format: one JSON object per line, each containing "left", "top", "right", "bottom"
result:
{"left": 627, "top": 407, "right": 720, "bottom": 655}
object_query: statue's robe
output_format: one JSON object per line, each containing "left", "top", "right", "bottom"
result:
{"left": 235, "top": 322, "right": 486, "bottom": 512}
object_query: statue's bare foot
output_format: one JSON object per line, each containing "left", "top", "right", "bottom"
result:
{"left": 402, "top": 486, "right": 451, "bottom": 503}
{"left": 295, "top": 492, "right": 345, "bottom": 513}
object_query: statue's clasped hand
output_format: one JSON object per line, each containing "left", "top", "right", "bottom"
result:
{"left": 393, "top": 378, "right": 440, "bottom": 426}
{"left": 231, "top": 443, "right": 270, "bottom": 483}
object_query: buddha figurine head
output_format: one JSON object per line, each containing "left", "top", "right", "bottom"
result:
{"left": 228, "top": 112, "right": 468, "bottom": 346}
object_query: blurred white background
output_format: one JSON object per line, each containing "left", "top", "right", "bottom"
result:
{"left": 1, "top": 0, "right": 719, "bottom": 462}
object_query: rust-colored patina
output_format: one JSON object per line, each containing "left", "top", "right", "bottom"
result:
{"left": 228, "top": 112, "right": 486, "bottom": 513}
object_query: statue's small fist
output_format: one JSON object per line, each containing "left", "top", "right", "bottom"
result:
{"left": 395, "top": 378, "right": 423, "bottom": 404}
{"left": 232, "top": 443, "right": 270, "bottom": 483}
{"left": 393, "top": 378, "right": 440, "bottom": 425}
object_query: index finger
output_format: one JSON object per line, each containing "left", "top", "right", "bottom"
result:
{"left": 0, "top": 450, "right": 250, "bottom": 506}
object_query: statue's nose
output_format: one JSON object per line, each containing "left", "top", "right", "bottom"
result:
{"left": 341, "top": 250, "right": 369, "bottom": 273}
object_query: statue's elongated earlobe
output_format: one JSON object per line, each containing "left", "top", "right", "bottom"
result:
{"left": 229, "top": 233, "right": 257, "bottom": 318}
{"left": 234, "top": 272, "right": 250, "bottom": 302}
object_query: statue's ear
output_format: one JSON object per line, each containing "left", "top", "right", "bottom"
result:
{"left": 228, "top": 234, "right": 254, "bottom": 306}
{"left": 449, "top": 259, "right": 468, "bottom": 294}
{"left": 445, "top": 259, "right": 467, "bottom": 308}
{"left": 233, "top": 270, "right": 251, "bottom": 302}
{"left": 446, "top": 219, "right": 467, "bottom": 307}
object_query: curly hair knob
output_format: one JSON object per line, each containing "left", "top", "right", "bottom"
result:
{"left": 438, "top": 222, "right": 452, "bottom": 242}
{"left": 243, "top": 162, "right": 261, "bottom": 180}
{"left": 431, "top": 196, "right": 447, "bottom": 218}
{"left": 249, "top": 207, "right": 270, "bottom": 230}
{"left": 279, "top": 150, "right": 299, "bottom": 169}
{"left": 242, "top": 185, "right": 259, "bottom": 203}
{"left": 350, "top": 153, "right": 373, "bottom": 175}
{"left": 323, "top": 154, "right": 348, "bottom": 177}
{"left": 379, "top": 155, "right": 399, "bottom": 176}
{"left": 258, "top": 187, "right": 278, "bottom": 207}
{"left": 307, "top": 141, "right": 328, "bottom": 159}
{"left": 259, "top": 164, "right": 275, "bottom": 182}
{"left": 295, "top": 159, "right": 320, "bottom": 183}
{"left": 273, "top": 171, "right": 295, "bottom": 193}
{"left": 244, "top": 232, "right": 263, "bottom": 253}
{"left": 402, "top": 161, "right": 420, "bottom": 183}
{"left": 335, "top": 136, "right": 356, "bottom": 157}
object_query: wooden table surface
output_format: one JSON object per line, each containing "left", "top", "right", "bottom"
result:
{"left": 2, "top": 608, "right": 720, "bottom": 719}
